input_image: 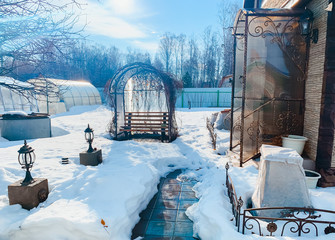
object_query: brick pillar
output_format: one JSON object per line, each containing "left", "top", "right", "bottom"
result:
{"left": 316, "top": 1, "right": 335, "bottom": 169}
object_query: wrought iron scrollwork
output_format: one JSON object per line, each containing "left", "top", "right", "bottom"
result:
{"left": 242, "top": 207, "right": 335, "bottom": 237}
{"left": 325, "top": 225, "right": 335, "bottom": 235}
{"left": 232, "top": 120, "right": 242, "bottom": 141}
{"left": 235, "top": 36, "right": 245, "bottom": 51}
{"left": 246, "top": 120, "right": 265, "bottom": 148}
{"left": 244, "top": 218, "right": 262, "bottom": 235}
{"left": 225, "top": 168, "right": 335, "bottom": 237}
{"left": 247, "top": 16, "right": 306, "bottom": 76}
{"left": 266, "top": 222, "right": 278, "bottom": 236}
{"left": 276, "top": 111, "right": 299, "bottom": 133}
{"left": 281, "top": 208, "right": 321, "bottom": 220}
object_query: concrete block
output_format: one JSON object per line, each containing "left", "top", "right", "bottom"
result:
{"left": 8, "top": 178, "right": 49, "bottom": 210}
{"left": 1, "top": 118, "right": 51, "bottom": 141}
{"left": 79, "top": 149, "right": 102, "bottom": 166}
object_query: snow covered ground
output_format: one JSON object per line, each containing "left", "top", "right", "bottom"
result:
{"left": 0, "top": 105, "right": 335, "bottom": 240}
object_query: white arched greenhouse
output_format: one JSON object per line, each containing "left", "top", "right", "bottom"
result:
{"left": 28, "top": 78, "right": 102, "bottom": 115}
{"left": 0, "top": 77, "right": 38, "bottom": 113}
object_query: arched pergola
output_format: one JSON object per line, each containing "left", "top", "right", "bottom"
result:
{"left": 108, "top": 62, "right": 179, "bottom": 142}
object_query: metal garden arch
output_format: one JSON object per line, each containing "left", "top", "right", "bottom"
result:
{"left": 108, "top": 62, "right": 179, "bottom": 142}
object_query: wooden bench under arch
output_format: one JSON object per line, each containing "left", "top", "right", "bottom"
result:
{"left": 108, "top": 62, "right": 178, "bottom": 142}
{"left": 120, "top": 112, "right": 169, "bottom": 140}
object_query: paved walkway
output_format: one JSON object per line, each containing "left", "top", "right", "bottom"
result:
{"left": 131, "top": 170, "right": 200, "bottom": 240}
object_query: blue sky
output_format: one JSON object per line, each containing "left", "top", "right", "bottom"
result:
{"left": 80, "top": 0, "right": 243, "bottom": 54}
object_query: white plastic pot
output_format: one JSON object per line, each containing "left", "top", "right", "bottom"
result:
{"left": 282, "top": 135, "right": 308, "bottom": 155}
{"left": 304, "top": 170, "right": 321, "bottom": 189}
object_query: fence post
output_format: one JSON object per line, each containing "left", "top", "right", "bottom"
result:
{"left": 217, "top": 90, "right": 220, "bottom": 107}
{"left": 181, "top": 90, "right": 184, "bottom": 108}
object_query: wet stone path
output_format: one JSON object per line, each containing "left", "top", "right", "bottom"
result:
{"left": 132, "top": 170, "right": 200, "bottom": 240}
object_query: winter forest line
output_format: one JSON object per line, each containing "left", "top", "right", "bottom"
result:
{"left": 1, "top": 1, "right": 240, "bottom": 89}
{"left": 12, "top": 29, "right": 233, "bottom": 89}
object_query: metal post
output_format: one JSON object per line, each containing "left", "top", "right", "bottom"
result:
{"left": 240, "top": 15, "right": 249, "bottom": 167}
{"left": 230, "top": 34, "right": 237, "bottom": 151}
{"left": 46, "top": 80, "right": 49, "bottom": 115}
{"left": 161, "top": 112, "right": 167, "bottom": 142}
{"left": 181, "top": 89, "right": 184, "bottom": 108}
{"left": 114, "top": 92, "right": 118, "bottom": 139}
{"left": 126, "top": 112, "right": 132, "bottom": 138}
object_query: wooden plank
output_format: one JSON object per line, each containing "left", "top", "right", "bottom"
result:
{"left": 122, "top": 127, "right": 168, "bottom": 130}
{"left": 124, "top": 123, "right": 168, "bottom": 126}
{"left": 121, "top": 125, "right": 168, "bottom": 129}
{"left": 123, "top": 122, "right": 168, "bottom": 125}
{"left": 122, "top": 126, "right": 168, "bottom": 129}
{"left": 120, "top": 129, "right": 167, "bottom": 132}
{"left": 122, "top": 118, "right": 168, "bottom": 122}
{"left": 125, "top": 114, "right": 168, "bottom": 117}
{"left": 123, "top": 123, "right": 168, "bottom": 127}
{"left": 125, "top": 112, "right": 168, "bottom": 114}
{"left": 125, "top": 113, "right": 168, "bottom": 115}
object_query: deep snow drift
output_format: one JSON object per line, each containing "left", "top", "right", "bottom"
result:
{"left": 0, "top": 105, "right": 334, "bottom": 240}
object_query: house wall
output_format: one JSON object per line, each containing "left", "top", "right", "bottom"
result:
{"left": 304, "top": 0, "right": 329, "bottom": 162}
{"left": 321, "top": 1, "right": 335, "bottom": 168}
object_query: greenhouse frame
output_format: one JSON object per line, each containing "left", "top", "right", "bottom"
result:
{"left": 0, "top": 77, "right": 38, "bottom": 113}
{"left": 28, "top": 78, "right": 102, "bottom": 115}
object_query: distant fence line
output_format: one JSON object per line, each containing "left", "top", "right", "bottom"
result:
{"left": 99, "top": 87, "right": 232, "bottom": 108}
{"left": 176, "top": 88, "right": 232, "bottom": 108}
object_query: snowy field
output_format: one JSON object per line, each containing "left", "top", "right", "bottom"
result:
{"left": 0, "top": 105, "right": 335, "bottom": 240}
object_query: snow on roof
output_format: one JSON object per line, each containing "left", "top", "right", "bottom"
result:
{"left": 0, "top": 76, "right": 33, "bottom": 89}
{"left": 31, "top": 78, "right": 94, "bottom": 86}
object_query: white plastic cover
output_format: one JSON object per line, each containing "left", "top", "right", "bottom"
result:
{"left": 252, "top": 144, "right": 312, "bottom": 217}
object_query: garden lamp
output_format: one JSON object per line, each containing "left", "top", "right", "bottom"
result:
{"left": 84, "top": 124, "right": 94, "bottom": 153}
{"left": 299, "top": 9, "right": 318, "bottom": 43}
{"left": 18, "top": 140, "right": 35, "bottom": 185}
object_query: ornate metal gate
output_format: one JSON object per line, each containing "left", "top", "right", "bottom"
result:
{"left": 230, "top": 9, "right": 313, "bottom": 166}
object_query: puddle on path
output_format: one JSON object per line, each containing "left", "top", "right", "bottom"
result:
{"left": 132, "top": 170, "right": 200, "bottom": 240}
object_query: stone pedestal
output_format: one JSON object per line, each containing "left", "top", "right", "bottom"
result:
{"left": 8, "top": 178, "right": 49, "bottom": 210}
{"left": 79, "top": 149, "right": 102, "bottom": 166}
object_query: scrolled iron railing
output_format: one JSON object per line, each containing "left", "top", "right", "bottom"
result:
{"left": 225, "top": 163, "right": 335, "bottom": 237}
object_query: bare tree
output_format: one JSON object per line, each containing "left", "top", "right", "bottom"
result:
{"left": 202, "top": 27, "right": 221, "bottom": 87}
{"left": 153, "top": 54, "right": 164, "bottom": 71}
{"left": 183, "top": 37, "right": 200, "bottom": 87}
{"left": 173, "top": 34, "right": 186, "bottom": 79}
{"left": 159, "top": 32, "right": 175, "bottom": 73}
{"left": 178, "top": 34, "right": 186, "bottom": 78}
{"left": 0, "top": 0, "right": 83, "bottom": 96}
{"left": 219, "top": 1, "right": 241, "bottom": 76}
{"left": 126, "top": 48, "right": 151, "bottom": 65}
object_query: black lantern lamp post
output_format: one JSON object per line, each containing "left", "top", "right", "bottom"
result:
{"left": 85, "top": 124, "right": 94, "bottom": 153}
{"left": 299, "top": 9, "right": 318, "bottom": 44}
{"left": 18, "top": 140, "right": 36, "bottom": 186}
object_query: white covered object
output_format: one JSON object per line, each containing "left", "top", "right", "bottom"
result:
{"left": 252, "top": 145, "right": 312, "bottom": 217}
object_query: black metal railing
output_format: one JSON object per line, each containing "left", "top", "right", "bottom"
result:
{"left": 225, "top": 163, "right": 335, "bottom": 237}
{"left": 206, "top": 118, "right": 217, "bottom": 151}
{"left": 225, "top": 163, "right": 243, "bottom": 231}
